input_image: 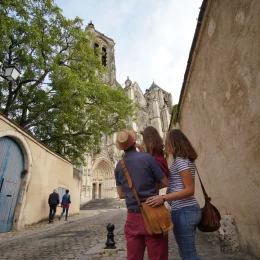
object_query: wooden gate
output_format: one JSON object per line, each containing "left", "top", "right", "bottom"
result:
{"left": 0, "top": 137, "right": 24, "bottom": 233}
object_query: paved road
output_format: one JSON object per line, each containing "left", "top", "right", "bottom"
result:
{"left": 0, "top": 199, "right": 257, "bottom": 260}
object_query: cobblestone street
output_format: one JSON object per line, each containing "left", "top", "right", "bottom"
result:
{"left": 0, "top": 199, "right": 257, "bottom": 260}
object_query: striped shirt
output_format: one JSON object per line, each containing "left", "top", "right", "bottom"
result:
{"left": 168, "top": 157, "right": 198, "bottom": 210}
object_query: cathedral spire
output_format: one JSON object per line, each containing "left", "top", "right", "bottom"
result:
{"left": 125, "top": 76, "right": 132, "bottom": 88}
{"left": 150, "top": 81, "right": 160, "bottom": 90}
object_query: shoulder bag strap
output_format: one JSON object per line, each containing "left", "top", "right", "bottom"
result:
{"left": 120, "top": 160, "right": 141, "bottom": 206}
{"left": 194, "top": 164, "right": 209, "bottom": 199}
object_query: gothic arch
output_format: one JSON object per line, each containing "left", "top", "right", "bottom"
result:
{"left": 92, "top": 157, "right": 116, "bottom": 199}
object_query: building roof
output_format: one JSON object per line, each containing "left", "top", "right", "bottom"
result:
{"left": 86, "top": 21, "right": 115, "bottom": 43}
{"left": 169, "top": 0, "right": 208, "bottom": 129}
{"left": 149, "top": 81, "right": 160, "bottom": 90}
{"left": 145, "top": 81, "right": 170, "bottom": 95}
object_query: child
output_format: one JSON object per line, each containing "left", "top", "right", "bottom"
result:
{"left": 135, "top": 126, "right": 169, "bottom": 182}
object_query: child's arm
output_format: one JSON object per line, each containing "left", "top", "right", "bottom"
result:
{"left": 134, "top": 142, "right": 145, "bottom": 152}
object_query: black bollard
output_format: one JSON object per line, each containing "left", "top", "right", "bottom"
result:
{"left": 105, "top": 223, "right": 116, "bottom": 249}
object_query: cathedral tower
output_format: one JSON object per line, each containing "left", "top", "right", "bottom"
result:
{"left": 81, "top": 23, "right": 119, "bottom": 204}
{"left": 86, "top": 21, "right": 116, "bottom": 88}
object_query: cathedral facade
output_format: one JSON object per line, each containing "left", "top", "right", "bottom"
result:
{"left": 80, "top": 23, "right": 172, "bottom": 204}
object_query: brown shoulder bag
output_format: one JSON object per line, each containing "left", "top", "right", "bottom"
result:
{"left": 121, "top": 160, "right": 173, "bottom": 236}
{"left": 196, "top": 165, "right": 221, "bottom": 232}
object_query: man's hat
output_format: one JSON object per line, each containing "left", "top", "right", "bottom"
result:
{"left": 116, "top": 129, "right": 137, "bottom": 150}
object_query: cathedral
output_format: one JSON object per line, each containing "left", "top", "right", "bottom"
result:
{"left": 80, "top": 22, "right": 172, "bottom": 204}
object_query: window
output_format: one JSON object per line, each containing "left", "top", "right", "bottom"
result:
{"left": 94, "top": 43, "right": 107, "bottom": 66}
{"left": 94, "top": 43, "right": 99, "bottom": 55}
{"left": 102, "top": 47, "right": 107, "bottom": 66}
{"left": 58, "top": 187, "right": 66, "bottom": 202}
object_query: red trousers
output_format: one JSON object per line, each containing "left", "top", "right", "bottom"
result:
{"left": 124, "top": 212, "right": 168, "bottom": 260}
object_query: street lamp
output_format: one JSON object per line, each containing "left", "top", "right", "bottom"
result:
{"left": 3, "top": 64, "right": 21, "bottom": 81}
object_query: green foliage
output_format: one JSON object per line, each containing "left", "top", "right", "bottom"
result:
{"left": 172, "top": 104, "right": 179, "bottom": 125}
{"left": 115, "top": 81, "right": 123, "bottom": 89}
{"left": 0, "top": 0, "right": 135, "bottom": 165}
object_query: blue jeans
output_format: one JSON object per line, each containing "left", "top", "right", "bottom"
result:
{"left": 60, "top": 207, "right": 69, "bottom": 220}
{"left": 171, "top": 204, "right": 202, "bottom": 260}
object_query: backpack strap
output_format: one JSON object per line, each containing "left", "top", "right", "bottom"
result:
{"left": 120, "top": 160, "right": 141, "bottom": 206}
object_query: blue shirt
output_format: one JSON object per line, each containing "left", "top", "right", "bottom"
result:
{"left": 61, "top": 193, "right": 70, "bottom": 205}
{"left": 114, "top": 148, "right": 166, "bottom": 209}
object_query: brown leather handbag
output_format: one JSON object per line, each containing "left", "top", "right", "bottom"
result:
{"left": 121, "top": 160, "right": 173, "bottom": 235}
{"left": 196, "top": 165, "right": 221, "bottom": 232}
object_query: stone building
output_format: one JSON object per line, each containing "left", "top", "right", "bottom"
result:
{"left": 124, "top": 77, "right": 172, "bottom": 139}
{"left": 170, "top": 0, "right": 260, "bottom": 258}
{"left": 80, "top": 23, "right": 172, "bottom": 204}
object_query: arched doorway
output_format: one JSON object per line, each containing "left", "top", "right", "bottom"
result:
{"left": 92, "top": 158, "right": 116, "bottom": 199}
{"left": 92, "top": 183, "right": 95, "bottom": 199}
{"left": 0, "top": 137, "right": 24, "bottom": 233}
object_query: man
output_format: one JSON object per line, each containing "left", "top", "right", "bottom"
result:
{"left": 114, "top": 129, "right": 169, "bottom": 260}
{"left": 48, "top": 189, "right": 60, "bottom": 223}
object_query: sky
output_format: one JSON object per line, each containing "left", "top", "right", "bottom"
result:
{"left": 55, "top": 0, "right": 202, "bottom": 104}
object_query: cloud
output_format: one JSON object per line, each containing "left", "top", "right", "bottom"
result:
{"left": 55, "top": 0, "right": 202, "bottom": 104}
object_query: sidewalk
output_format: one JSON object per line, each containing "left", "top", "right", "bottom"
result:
{"left": 0, "top": 209, "right": 99, "bottom": 244}
{"left": 0, "top": 199, "right": 258, "bottom": 260}
{"left": 81, "top": 220, "right": 258, "bottom": 260}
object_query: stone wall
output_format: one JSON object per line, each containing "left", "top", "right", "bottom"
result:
{"left": 0, "top": 115, "right": 81, "bottom": 229}
{"left": 177, "top": 0, "right": 260, "bottom": 257}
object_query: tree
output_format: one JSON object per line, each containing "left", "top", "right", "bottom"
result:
{"left": 0, "top": 0, "right": 135, "bottom": 165}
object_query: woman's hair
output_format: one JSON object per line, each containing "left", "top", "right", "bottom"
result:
{"left": 165, "top": 129, "right": 198, "bottom": 160}
{"left": 142, "top": 126, "right": 164, "bottom": 156}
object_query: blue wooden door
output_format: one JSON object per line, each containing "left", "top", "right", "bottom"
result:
{"left": 0, "top": 137, "right": 24, "bottom": 233}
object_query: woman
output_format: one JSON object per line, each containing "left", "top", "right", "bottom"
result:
{"left": 59, "top": 189, "right": 71, "bottom": 221}
{"left": 146, "top": 129, "right": 202, "bottom": 260}
{"left": 135, "top": 126, "right": 169, "bottom": 178}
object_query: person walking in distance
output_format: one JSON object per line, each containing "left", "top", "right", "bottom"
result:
{"left": 114, "top": 129, "right": 169, "bottom": 260}
{"left": 147, "top": 129, "right": 202, "bottom": 260}
{"left": 59, "top": 189, "right": 71, "bottom": 221}
{"left": 48, "top": 189, "right": 60, "bottom": 223}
